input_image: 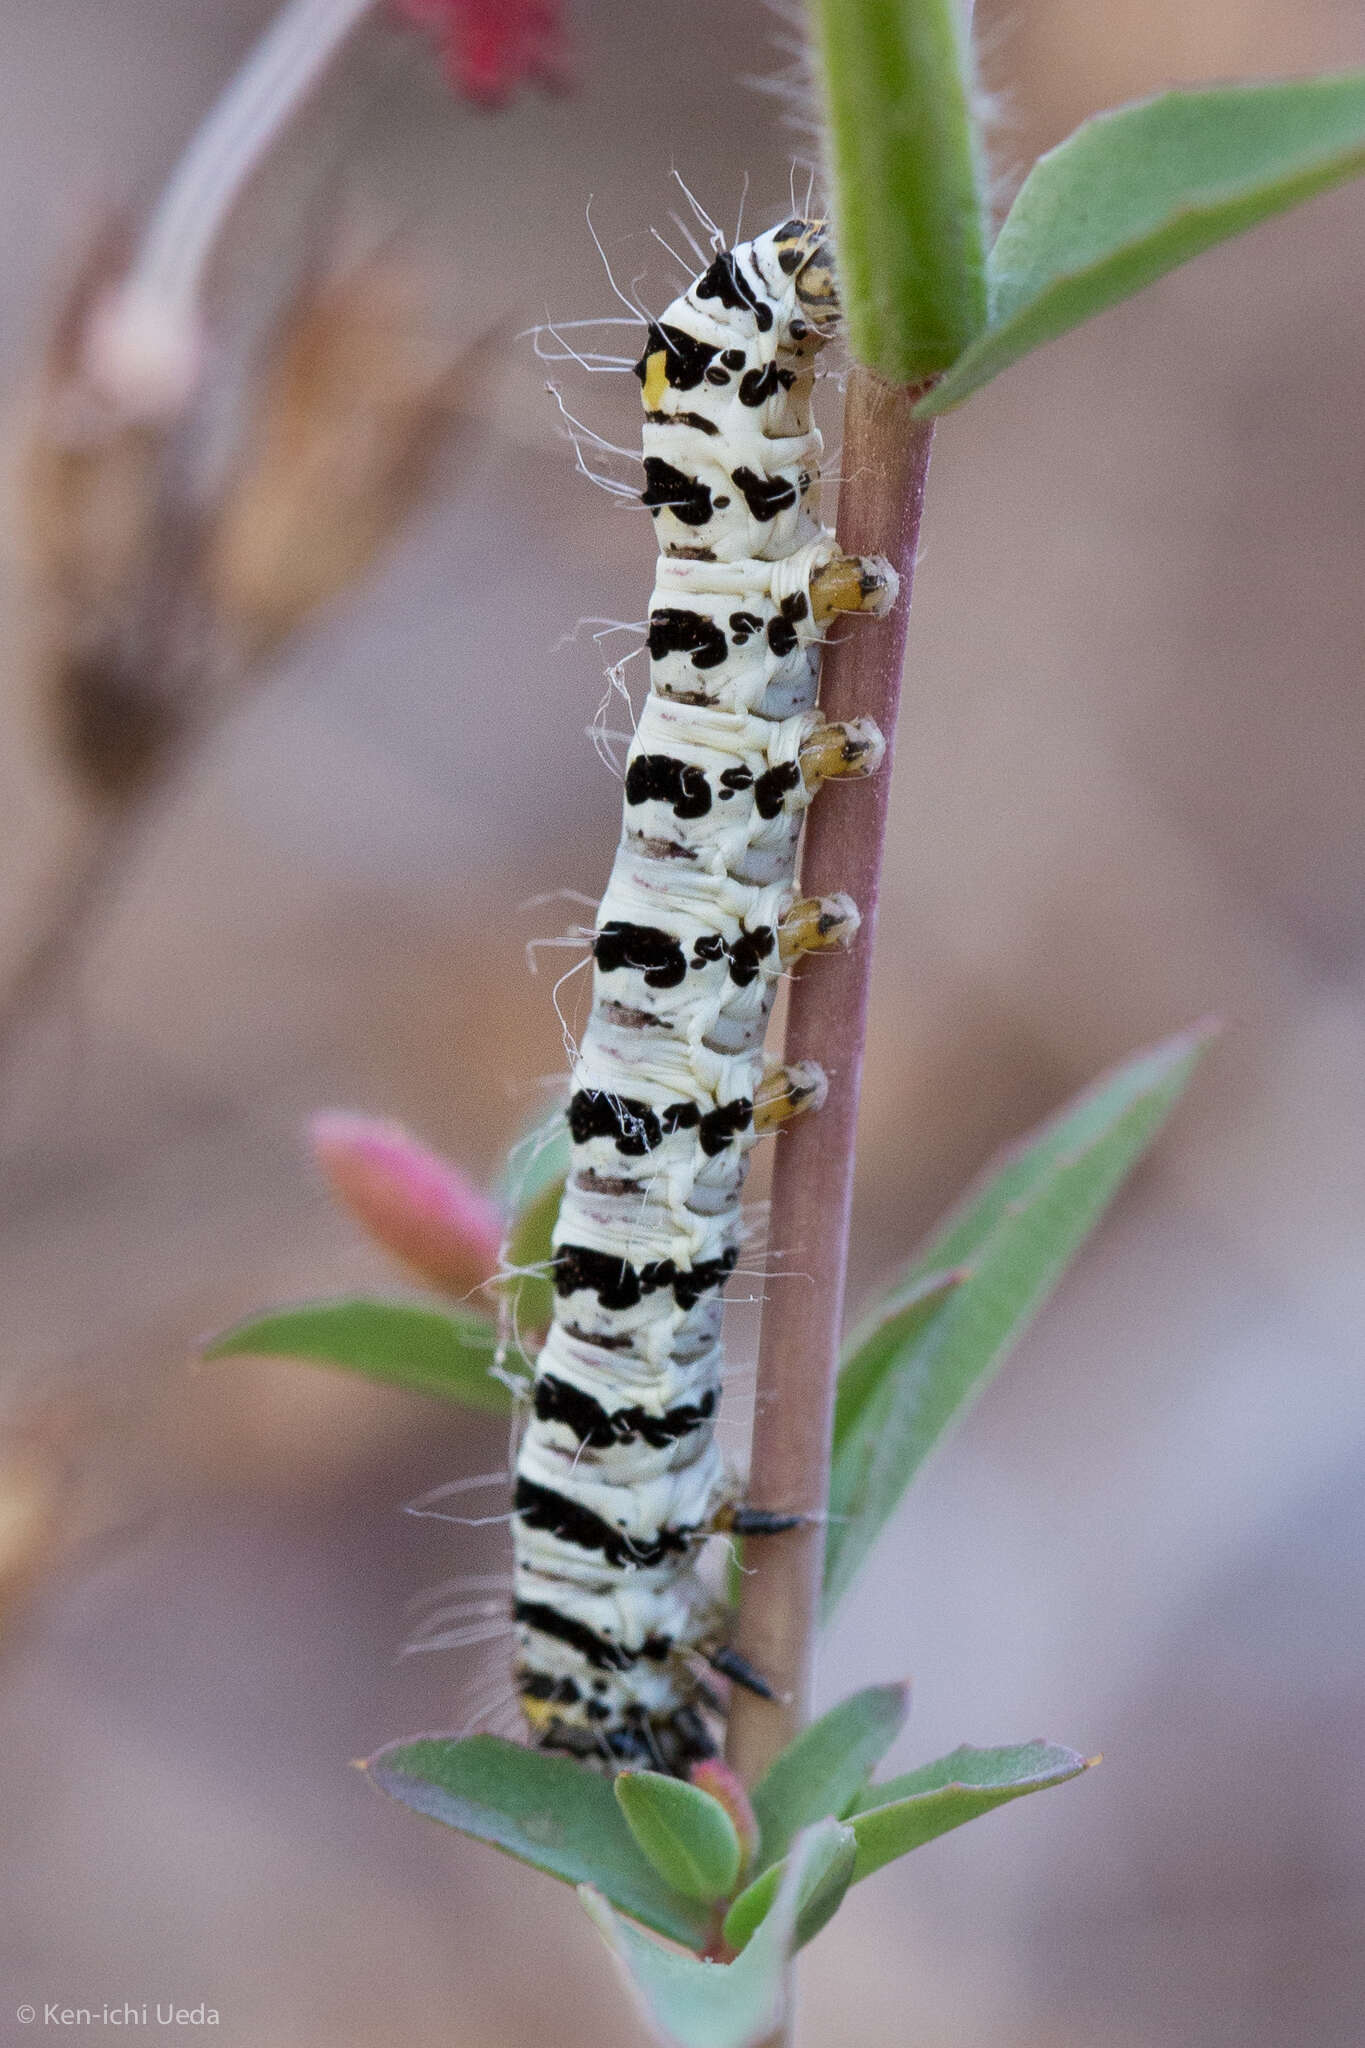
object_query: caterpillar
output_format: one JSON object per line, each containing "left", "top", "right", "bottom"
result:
{"left": 512, "top": 217, "right": 897, "bottom": 1774}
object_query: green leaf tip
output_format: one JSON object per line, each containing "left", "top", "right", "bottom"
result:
{"left": 725, "top": 1741, "right": 1090, "bottom": 1950}
{"left": 366, "top": 1734, "right": 709, "bottom": 1949}
{"left": 811, "top": 0, "right": 990, "bottom": 380}
{"left": 201, "top": 1294, "right": 513, "bottom": 1414}
{"left": 750, "top": 1682, "right": 910, "bottom": 1872}
{"left": 615, "top": 1771, "right": 744, "bottom": 1904}
{"left": 848, "top": 1740, "right": 1093, "bottom": 1878}
{"left": 583, "top": 1820, "right": 855, "bottom": 2048}
{"left": 823, "top": 1023, "right": 1215, "bottom": 1615}
{"left": 920, "top": 70, "right": 1365, "bottom": 413}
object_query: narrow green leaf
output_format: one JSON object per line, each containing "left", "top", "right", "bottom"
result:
{"left": 203, "top": 1296, "right": 511, "bottom": 1415}
{"left": 503, "top": 1172, "right": 563, "bottom": 1339}
{"left": 365, "top": 1735, "right": 708, "bottom": 1949}
{"left": 921, "top": 72, "right": 1365, "bottom": 413}
{"left": 583, "top": 1821, "right": 855, "bottom": 2048}
{"left": 493, "top": 1107, "right": 568, "bottom": 1341}
{"left": 823, "top": 1026, "right": 1214, "bottom": 1615}
{"left": 810, "top": 0, "right": 989, "bottom": 379}
{"left": 615, "top": 1772, "right": 743, "bottom": 1905}
{"left": 496, "top": 1107, "right": 572, "bottom": 1214}
{"left": 847, "top": 1741, "right": 1092, "bottom": 1878}
{"left": 828, "top": 1270, "right": 966, "bottom": 1491}
{"left": 750, "top": 1682, "right": 909, "bottom": 1872}
{"left": 725, "top": 1744, "right": 1088, "bottom": 1947}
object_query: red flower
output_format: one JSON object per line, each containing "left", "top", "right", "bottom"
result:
{"left": 393, "top": 0, "right": 568, "bottom": 104}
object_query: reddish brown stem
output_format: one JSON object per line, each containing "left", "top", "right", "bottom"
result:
{"left": 725, "top": 367, "right": 934, "bottom": 1787}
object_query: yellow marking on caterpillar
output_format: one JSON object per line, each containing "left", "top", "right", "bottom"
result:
{"left": 641, "top": 350, "right": 669, "bottom": 411}
{"left": 519, "top": 1695, "right": 557, "bottom": 1732}
{"left": 811, "top": 553, "right": 898, "bottom": 622}
{"left": 777, "top": 893, "right": 860, "bottom": 964}
{"left": 753, "top": 1059, "right": 827, "bottom": 1131}
{"left": 799, "top": 717, "right": 886, "bottom": 786}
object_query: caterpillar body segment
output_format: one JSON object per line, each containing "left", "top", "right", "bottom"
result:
{"left": 512, "top": 218, "right": 897, "bottom": 1774}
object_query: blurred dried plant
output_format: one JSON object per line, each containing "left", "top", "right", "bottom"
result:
{"left": 0, "top": 0, "right": 539, "bottom": 1075}
{"left": 5, "top": 235, "right": 497, "bottom": 1068}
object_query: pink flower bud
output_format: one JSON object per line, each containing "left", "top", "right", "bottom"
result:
{"left": 689, "top": 1758, "right": 760, "bottom": 1871}
{"left": 311, "top": 1112, "right": 505, "bottom": 1297}
{"left": 393, "top": 0, "right": 568, "bottom": 105}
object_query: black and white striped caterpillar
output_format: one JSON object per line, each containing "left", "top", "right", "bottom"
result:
{"left": 512, "top": 218, "right": 897, "bottom": 1774}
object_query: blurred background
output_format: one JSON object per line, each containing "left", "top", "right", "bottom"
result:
{"left": 1, "top": 2, "right": 1363, "bottom": 2043}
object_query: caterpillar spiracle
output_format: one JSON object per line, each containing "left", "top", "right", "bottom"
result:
{"left": 512, "top": 218, "right": 898, "bottom": 1775}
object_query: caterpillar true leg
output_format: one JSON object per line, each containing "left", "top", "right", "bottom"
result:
{"left": 511, "top": 217, "right": 897, "bottom": 1774}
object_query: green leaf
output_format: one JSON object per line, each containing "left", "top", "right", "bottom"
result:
{"left": 809, "top": 0, "right": 989, "bottom": 380}
{"left": 203, "top": 1296, "right": 511, "bottom": 1415}
{"left": 847, "top": 1741, "right": 1092, "bottom": 1878}
{"left": 365, "top": 1735, "right": 708, "bottom": 1949}
{"left": 921, "top": 71, "right": 1365, "bottom": 413}
{"left": 827, "top": 1268, "right": 966, "bottom": 1507}
{"left": 750, "top": 1682, "right": 909, "bottom": 1872}
{"left": 823, "top": 1025, "right": 1214, "bottom": 1615}
{"left": 503, "top": 1172, "right": 563, "bottom": 1342}
{"left": 615, "top": 1772, "right": 743, "bottom": 1904}
{"left": 725, "top": 1744, "right": 1088, "bottom": 1949}
{"left": 496, "top": 1106, "right": 572, "bottom": 1213}
{"left": 582, "top": 1821, "right": 855, "bottom": 2048}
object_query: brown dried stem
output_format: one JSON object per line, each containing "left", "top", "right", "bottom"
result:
{"left": 726, "top": 368, "right": 935, "bottom": 1790}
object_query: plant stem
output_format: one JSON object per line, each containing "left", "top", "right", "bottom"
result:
{"left": 726, "top": 368, "right": 935, "bottom": 1796}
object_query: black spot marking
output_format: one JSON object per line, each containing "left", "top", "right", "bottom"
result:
{"left": 790, "top": 320, "right": 808, "bottom": 341}
{"left": 625, "top": 752, "right": 713, "bottom": 820}
{"left": 754, "top": 761, "right": 803, "bottom": 819}
{"left": 594, "top": 920, "right": 687, "bottom": 988}
{"left": 728, "top": 611, "right": 763, "bottom": 644}
{"left": 569, "top": 1089, "right": 659, "bottom": 1156}
{"left": 533, "top": 1372, "right": 716, "bottom": 1451}
{"left": 648, "top": 608, "right": 728, "bottom": 670}
{"left": 731, "top": 465, "right": 798, "bottom": 522}
{"left": 515, "top": 1598, "right": 632, "bottom": 1671}
{"left": 672, "top": 1246, "right": 739, "bottom": 1309}
{"left": 642, "top": 458, "right": 713, "bottom": 527}
{"left": 567, "top": 1090, "right": 703, "bottom": 1158}
{"left": 717, "top": 765, "right": 753, "bottom": 800}
{"left": 690, "top": 932, "right": 726, "bottom": 966}
{"left": 645, "top": 407, "right": 719, "bottom": 436}
{"left": 518, "top": 1669, "right": 582, "bottom": 1705}
{"left": 698, "top": 1099, "right": 752, "bottom": 1155}
{"left": 633, "top": 320, "right": 718, "bottom": 392}
{"left": 738, "top": 362, "right": 781, "bottom": 407}
{"left": 705, "top": 367, "right": 730, "bottom": 387}
{"left": 554, "top": 1242, "right": 738, "bottom": 1312}
{"left": 514, "top": 1476, "right": 690, "bottom": 1569}
{"left": 695, "top": 252, "right": 774, "bottom": 331}
{"left": 766, "top": 592, "right": 809, "bottom": 658}
{"left": 554, "top": 1245, "right": 656, "bottom": 1311}
{"left": 727, "top": 925, "right": 775, "bottom": 987}
{"left": 721, "top": 348, "right": 747, "bottom": 369}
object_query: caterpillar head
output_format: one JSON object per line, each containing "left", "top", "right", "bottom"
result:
{"left": 773, "top": 218, "right": 841, "bottom": 336}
